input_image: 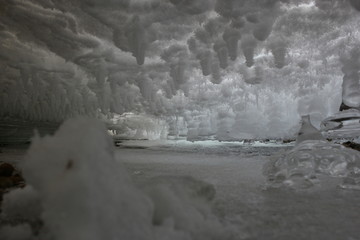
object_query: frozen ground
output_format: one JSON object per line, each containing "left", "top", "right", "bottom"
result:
{"left": 119, "top": 140, "right": 360, "bottom": 240}
{"left": 1, "top": 138, "right": 360, "bottom": 240}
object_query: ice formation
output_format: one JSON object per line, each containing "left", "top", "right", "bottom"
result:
{"left": 340, "top": 48, "right": 360, "bottom": 109}
{"left": 0, "top": 118, "right": 233, "bottom": 240}
{"left": 320, "top": 47, "right": 360, "bottom": 139}
{"left": 264, "top": 139, "right": 360, "bottom": 190}
{"left": 321, "top": 109, "right": 360, "bottom": 139}
{"left": 107, "top": 113, "right": 169, "bottom": 140}
{"left": 1, "top": 0, "right": 359, "bottom": 140}
{"left": 296, "top": 115, "right": 324, "bottom": 145}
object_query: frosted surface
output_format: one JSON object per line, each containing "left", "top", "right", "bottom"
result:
{"left": 321, "top": 109, "right": 360, "bottom": 138}
{"left": 2, "top": 1, "right": 360, "bottom": 139}
{"left": 1, "top": 118, "right": 360, "bottom": 239}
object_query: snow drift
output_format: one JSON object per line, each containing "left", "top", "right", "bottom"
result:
{"left": 0, "top": 118, "right": 235, "bottom": 240}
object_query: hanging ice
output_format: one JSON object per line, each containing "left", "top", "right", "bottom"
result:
{"left": 241, "top": 35, "right": 257, "bottom": 67}
{"left": 268, "top": 38, "right": 287, "bottom": 69}
{"left": 222, "top": 28, "right": 241, "bottom": 61}
{"left": 126, "top": 16, "right": 146, "bottom": 65}
{"left": 197, "top": 50, "right": 212, "bottom": 76}
{"left": 213, "top": 41, "right": 228, "bottom": 69}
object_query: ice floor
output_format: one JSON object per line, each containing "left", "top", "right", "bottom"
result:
{"left": 1, "top": 139, "right": 360, "bottom": 240}
{"left": 117, "top": 140, "right": 360, "bottom": 240}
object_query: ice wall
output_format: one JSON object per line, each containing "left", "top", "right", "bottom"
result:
{"left": 0, "top": 0, "right": 359, "bottom": 139}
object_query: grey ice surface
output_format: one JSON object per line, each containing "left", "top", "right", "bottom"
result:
{"left": 321, "top": 109, "right": 360, "bottom": 139}
{"left": 117, "top": 140, "right": 360, "bottom": 240}
{"left": 1, "top": 140, "right": 360, "bottom": 240}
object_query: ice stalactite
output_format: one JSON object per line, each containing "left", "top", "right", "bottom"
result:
{"left": 349, "top": 0, "right": 360, "bottom": 11}
{"left": 126, "top": 16, "right": 147, "bottom": 65}
{"left": 241, "top": 35, "right": 257, "bottom": 67}
{"left": 211, "top": 59, "right": 222, "bottom": 84}
{"left": 213, "top": 40, "right": 229, "bottom": 69}
{"left": 253, "top": 20, "right": 274, "bottom": 42}
{"left": 170, "top": 61, "right": 187, "bottom": 89}
{"left": 223, "top": 28, "right": 241, "bottom": 61}
{"left": 161, "top": 45, "right": 189, "bottom": 91}
{"left": 197, "top": 50, "right": 212, "bottom": 76}
{"left": 268, "top": 37, "right": 287, "bottom": 69}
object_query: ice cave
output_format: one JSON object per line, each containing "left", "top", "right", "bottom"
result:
{"left": 1, "top": 0, "right": 360, "bottom": 239}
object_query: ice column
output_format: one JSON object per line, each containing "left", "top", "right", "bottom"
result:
{"left": 296, "top": 115, "right": 325, "bottom": 144}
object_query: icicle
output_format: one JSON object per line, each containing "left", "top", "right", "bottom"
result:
{"left": 213, "top": 41, "right": 228, "bottom": 69}
{"left": 241, "top": 35, "right": 257, "bottom": 67}
{"left": 223, "top": 28, "right": 241, "bottom": 61}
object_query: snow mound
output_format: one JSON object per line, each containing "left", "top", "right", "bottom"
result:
{"left": 263, "top": 140, "right": 360, "bottom": 190}
{"left": 0, "top": 117, "right": 235, "bottom": 240}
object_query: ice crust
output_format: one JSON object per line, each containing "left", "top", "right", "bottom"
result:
{"left": 264, "top": 140, "right": 360, "bottom": 190}
{"left": 321, "top": 109, "right": 360, "bottom": 138}
{"left": 0, "top": 118, "right": 232, "bottom": 240}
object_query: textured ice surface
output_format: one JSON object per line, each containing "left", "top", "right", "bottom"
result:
{"left": 320, "top": 109, "right": 360, "bottom": 138}
{"left": 2, "top": 136, "right": 360, "bottom": 239}
{"left": 264, "top": 140, "right": 360, "bottom": 190}
{"left": 296, "top": 115, "right": 324, "bottom": 144}
{"left": 119, "top": 142, "right": 360, "bottom": 240}
{"left": 341, "top": 48, "right": 360, "bottom": 108}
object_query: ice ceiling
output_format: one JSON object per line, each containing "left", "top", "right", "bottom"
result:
{"left": 1, "top": 0, "right": 360, "bottom": 139}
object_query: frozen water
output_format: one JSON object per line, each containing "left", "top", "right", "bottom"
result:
{"left": 296, "top": 115, "right": 324, "bottom": 144}
{"left": 264, "top": 140, "right": 360, "bottom": 190}
{"left": 340, "top": 48, "right": 360, "bottom": 109}
{"left": 119, "top": 140, "right": 360, "bottom": 240}
{"left": 107, "top": 113, "right": 169, "bottom": 140}
{"left": 1, "top": 118, "right": 360, "bottom": 239}
{"left": 320, "top": 48, "right": 360, "bottom": 139}
{"left": 321, "top": 109, "right": 360, "bottom": 139}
